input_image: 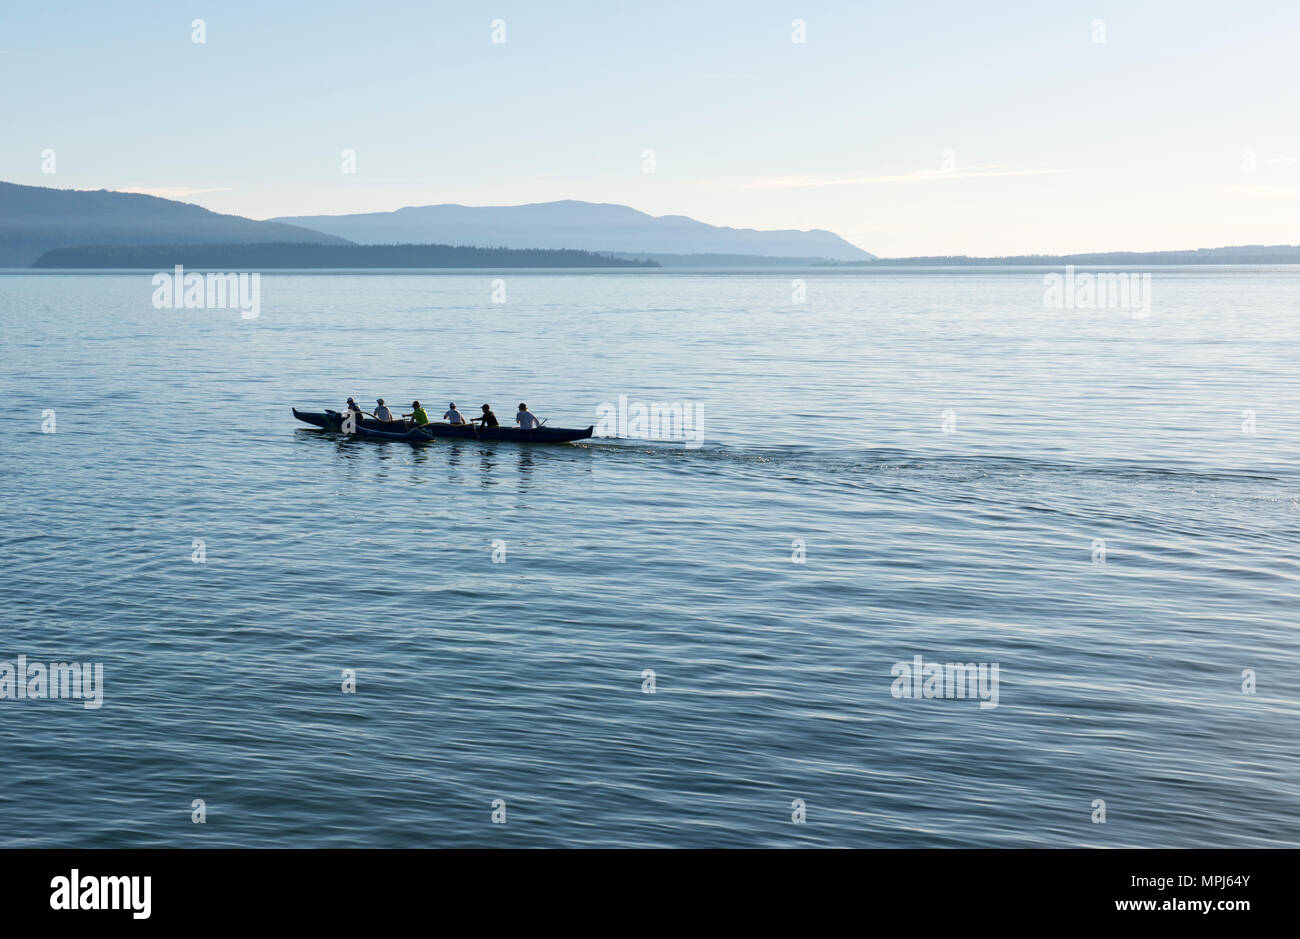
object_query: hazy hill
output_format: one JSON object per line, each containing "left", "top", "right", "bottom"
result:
{"left": 0, "top": 182, "right": 350, "bottom": 267}
{"left": 273, "top": 200, "right": 873, "bottom": 261}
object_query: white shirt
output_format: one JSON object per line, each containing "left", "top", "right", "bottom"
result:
{"left": 444, "top": 408, "right": 467, "bottom": 424}
{"left": 374, "top": 406, "right": 393, "bottom": 421}
{"left": 516, "top": 410, "right": 540, "bottom": 429}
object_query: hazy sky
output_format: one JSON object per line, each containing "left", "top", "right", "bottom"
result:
{"left": 4, "top": 0, "right": 1299, "bottom": 256}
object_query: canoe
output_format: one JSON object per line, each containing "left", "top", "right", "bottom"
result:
{"left": 353, "top": 424, "right": 439, "bottom": 443}
{"left": 292, "top": 408, "right": 594, "bottom": 444}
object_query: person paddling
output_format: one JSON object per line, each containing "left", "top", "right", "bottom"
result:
{"left": 472, "top": 404, "right": 499, "bottom": 428}
{"left": 515, "top": 402, "right": 541, "bottom": 430}
{"left": 373, "top": 398, "right": 394, "bottom": 421}
{"left": 443, "top": 402, "right": 469, "bottom": 425}
{"left": 408, "top": 400, "right": 430, "bottom": 426}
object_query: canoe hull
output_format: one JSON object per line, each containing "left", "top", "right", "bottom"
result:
{"left": 354, "top": 424, "right": 437, "bottom": 443}
{"left": 292, "top": 409, "right": 593, "bottom": 444}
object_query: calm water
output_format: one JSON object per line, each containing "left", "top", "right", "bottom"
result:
{"left": 1, "top": 268, "right": 1297, "bottom": 847}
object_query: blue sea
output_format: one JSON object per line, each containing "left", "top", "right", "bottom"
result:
{"left": 1, "top": 267, "right": 1297, "bottom": 847}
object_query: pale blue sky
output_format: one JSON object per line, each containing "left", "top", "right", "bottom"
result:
{"left": 4, "top": 0, "right": 1299, "bottom": 255}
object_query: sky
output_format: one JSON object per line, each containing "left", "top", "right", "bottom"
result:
{"left": 3, "top": 0, "right": 1299, "bottom": 257}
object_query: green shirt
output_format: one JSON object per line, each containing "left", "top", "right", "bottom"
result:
{"left": 411, "top": 407, "right": 429, "bottom": 425}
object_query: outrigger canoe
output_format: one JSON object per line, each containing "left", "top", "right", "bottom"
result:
{"left": 292, "top": 408, "right": 594, "bottom": 444}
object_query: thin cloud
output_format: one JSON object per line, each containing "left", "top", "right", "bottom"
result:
{"left": 747, "top": 164, "right": 1064, "bottom": 188}
{"left": 1221, "top": 183, "right": 1300, "bottom": 197}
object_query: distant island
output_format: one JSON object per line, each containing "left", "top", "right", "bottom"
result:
{"left": 33, "top": 243, "right": 659, "bottom": 269}
{"left": 1, "top": 182, "right": 870, "bottom": 268}
{"left": 272, "top": 199, "right": 873, "bottom": 262}
{"left": 827, "top": 245, "right": 1300, "bottom": 266}
{"left": 9, "top": 180, "right": 1300, "bottom": 272}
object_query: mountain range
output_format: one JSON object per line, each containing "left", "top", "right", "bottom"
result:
{"left": 272, "top": 200, "right": 873, "bottom": 261}
{"left": 0, "top": 182, "right": 873, "bottom": 267}
{"left": 9, "top": 181, "right": 1299, "bottom": 269}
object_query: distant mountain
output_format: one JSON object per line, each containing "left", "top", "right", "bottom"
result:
{"left": 272, "top": 200, "right": 873, "bottom": 261}
{"left": 0, "top": 181, "right": 350, "bottom": 267}
{"left": 34, "top": 243, "right": 659, "bottom": 269}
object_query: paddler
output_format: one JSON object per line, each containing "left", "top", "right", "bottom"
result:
{"left": 373, "top": 398, "right": 394, "bottom": 421}
{"left": 443, "top": 402, "right": 469, "bottom": 425}
{"left": 471, "top": 404, "right": 499, "bottom": 428}
{"left": 408, "top": 400, "right": 430, "bottom": 426}
{"left": 515, "top": 402, "right": 541, "bottom": 430}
